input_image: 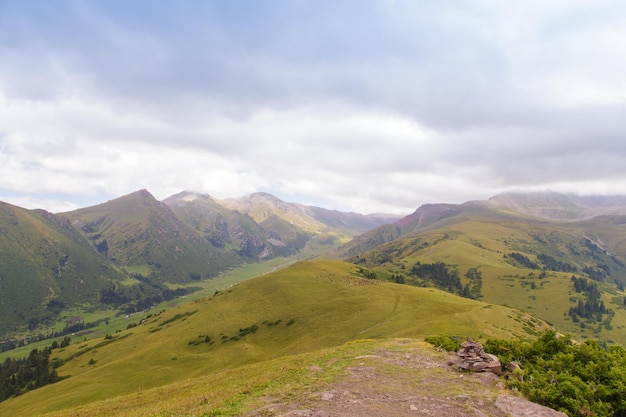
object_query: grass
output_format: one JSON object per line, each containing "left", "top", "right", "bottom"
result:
{"left": 0, "top": 202, "right": 126, "bottom": 335}
{"left": 29, "top": 340, "right": 381, "bottom": 417}
{"left": 21, "top": 338, "right": 512, "bottom": 417}
{"left": 0, "top": 260, "right": 547, "bottom": 416}
{"left": 350, "top": 211, "right": 626, "bottom": 345}
{"left": 0, "top": 257, "right": 296, "bottom": 362}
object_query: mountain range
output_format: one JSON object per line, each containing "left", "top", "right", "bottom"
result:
{"left": 3, "top": 188, "right": 626, "bottom": 342}
{"left": 2, "top": 190, "right": 626, "bottom": 415}
{"left": 3, "top": 189, "right": 626, "bottom": 343}
{"left": 339, "top": 192, "right": 626, "bottom": 344}
{"left": 0, "top": 189, "right": 398, "bottom": 337}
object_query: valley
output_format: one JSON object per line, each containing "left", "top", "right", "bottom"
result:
{"left": 2, "top": 190, "right": 626, "bottom": 416}
{"left": 0, "top": 189, "right": 396, "bottom": 345}
{"left": 340, "top": 195, "right": 626, "bottom": 345}
{"left": 0, "top": 260, "right": 547, "bottom": 416}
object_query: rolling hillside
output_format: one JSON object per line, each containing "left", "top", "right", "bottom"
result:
{"left": 339, "top": 193, "right": 626, "bottom": 345}
{"left": 1, "top": 189, "right": 398, "bottom": 340}
{"left": 0, "top": 202, "right": 124, "bottom": 336}
{"left": 0, "top": 259, "right": 549, "bottom": 416}
{"left": 60, "top": 189, "right": 239, "bottom": 281}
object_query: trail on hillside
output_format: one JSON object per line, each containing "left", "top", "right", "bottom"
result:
{"left": 243, "top": 340, "right": 566, "bottom": 417}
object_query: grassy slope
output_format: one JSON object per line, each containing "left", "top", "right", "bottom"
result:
{"left": 349, "top": 211, "right": 626, "bottom": 344}
{"left": 0, "top": 258, "right": 292, "bottom": 363}
{"left": 60, "top": 190, "right": 237, "bottom": 281}
{"left": 0, "top": 260, "right": 548, "bottom": 416}
{"left": 13, "top": 339, "right": 489, "bottom": 417}
{"left": 0, "top": 202, "right": 125, "bottom": 335}
{"left": 18, "top": 338, "right": 514, "bottom": 417}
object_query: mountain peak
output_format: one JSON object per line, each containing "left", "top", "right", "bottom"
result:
{"left": 162, "top": 191, "right": 219, "bottom": 208}
{"left": 238, "top": 192, "right": 285, "bottom": 204}
{"left": 122, "top": 188, "right": 158, "bottom": 203}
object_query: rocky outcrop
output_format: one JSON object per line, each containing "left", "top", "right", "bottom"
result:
{"left": 496, "top": 395, "right": 568, "bottom": 417}
{"left": 455, "top": 340, "right": 502, "bottom": 374}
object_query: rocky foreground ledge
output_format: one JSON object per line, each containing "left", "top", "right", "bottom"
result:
{"left": 243, "top": 339, "right": 566, "bottom": 417}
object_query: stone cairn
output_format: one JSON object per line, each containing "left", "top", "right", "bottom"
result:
{"left": 455, "top": 340, "right": 502, "bottom": 374}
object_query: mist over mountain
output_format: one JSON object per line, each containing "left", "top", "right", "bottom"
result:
{"left": 489, "top": 192, "right": 626, "bottom": 220}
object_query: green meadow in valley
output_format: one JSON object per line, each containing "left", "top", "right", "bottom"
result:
{"left": 0, "top": 260, "right": 548, "bottom": 416}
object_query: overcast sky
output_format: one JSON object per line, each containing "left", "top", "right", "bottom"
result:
{"left": 1, "top": 0, "right": 626, "bottom": 215}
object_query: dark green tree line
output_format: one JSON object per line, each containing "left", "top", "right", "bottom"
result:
{"left": 568, "top": 276, "right": 611, "bottom": 322}
{"left": 411, "top": 261, "right": 475, "bottom": 298}
{"left": 0, "top": 347, "right": 60, "bottom": 402}
{"left": 505, "top": 252, "right": 539, "bottom": 269}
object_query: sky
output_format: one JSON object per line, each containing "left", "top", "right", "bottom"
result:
{"left": 1, "top": 0, "right": 626, "bottom": 215}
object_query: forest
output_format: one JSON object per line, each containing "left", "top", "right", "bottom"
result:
{"left": 410, "top": 261, "right": 475, "bottom": 299}
{"left": 0, "top": 344, "right": 63, "bottom": 402}
{"left": 568, "top": 276, "right": 612, "bottom": 323}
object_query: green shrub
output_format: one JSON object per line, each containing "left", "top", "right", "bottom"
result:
{"left": 424, "top": 335, "right": 461, "bottom": 352}
{"left": 485, "top": 330, "right": 626, "bottom": 417}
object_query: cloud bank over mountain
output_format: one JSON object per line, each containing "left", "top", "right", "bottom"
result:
{"left": 1, "top": 0, "right": 626, "bottom": 214}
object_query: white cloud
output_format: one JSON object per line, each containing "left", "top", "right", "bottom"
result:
{"left": 2, "top": 0, "right": 626, "bottom": 214}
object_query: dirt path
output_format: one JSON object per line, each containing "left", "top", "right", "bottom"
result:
{"left": 243, "top": 340, "right": 565, "bottom": 417}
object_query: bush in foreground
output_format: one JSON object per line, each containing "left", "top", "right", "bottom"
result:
{"left": 485, "top": 330, "right": 626, "bottom": 417}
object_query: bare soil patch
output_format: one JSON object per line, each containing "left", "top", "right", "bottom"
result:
{"left": 243, "top": 339, "right": 564, "bottom": 417}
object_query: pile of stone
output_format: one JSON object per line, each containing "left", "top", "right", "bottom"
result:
{"left": 455, "top": 340, "right": 502, "bottom": 374}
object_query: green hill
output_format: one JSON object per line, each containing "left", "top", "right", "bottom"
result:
{"left": 0, "top": 202, "right": 124, "bottom": 336}
{"left": 0, "top": 259, "right": 548, "bottom": 416}
{"left": 340, "top": 194, "right": 626, "bottom": 345}
{"left": 60, "top": 189, "right": 239, "bottom": 281}
{"left": 0, "top": 189, "right": 399, "bottom": 342}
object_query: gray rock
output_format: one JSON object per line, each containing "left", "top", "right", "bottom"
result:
{"left": 455, "top": 340, "right": 502, "bottom": 374}
{"left": 496, "top": 395, "right": 568, "bottom": 417}
{"left": 508, "top": 361, "right": 522, "bottom": 373}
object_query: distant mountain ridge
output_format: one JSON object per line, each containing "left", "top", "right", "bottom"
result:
{"left": 165, "top": 190, "right": 399, "bottom": 258}
{"left": 0, "top": 189, "right": 398, "bottom": 336}
{"left": 4, "top": 189, "right": 626, "bottom": 339}
{"left": 489, "top": 191, "right": 626, "bottom": 220}
{"left": 339, "top": 192, "right": 626, "bottom": 258}
{"left": 220, "top": 191, "right": 399, "bottom": 234}
{"left": 337, "top": 191, "right": 626, "bottom": 345}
